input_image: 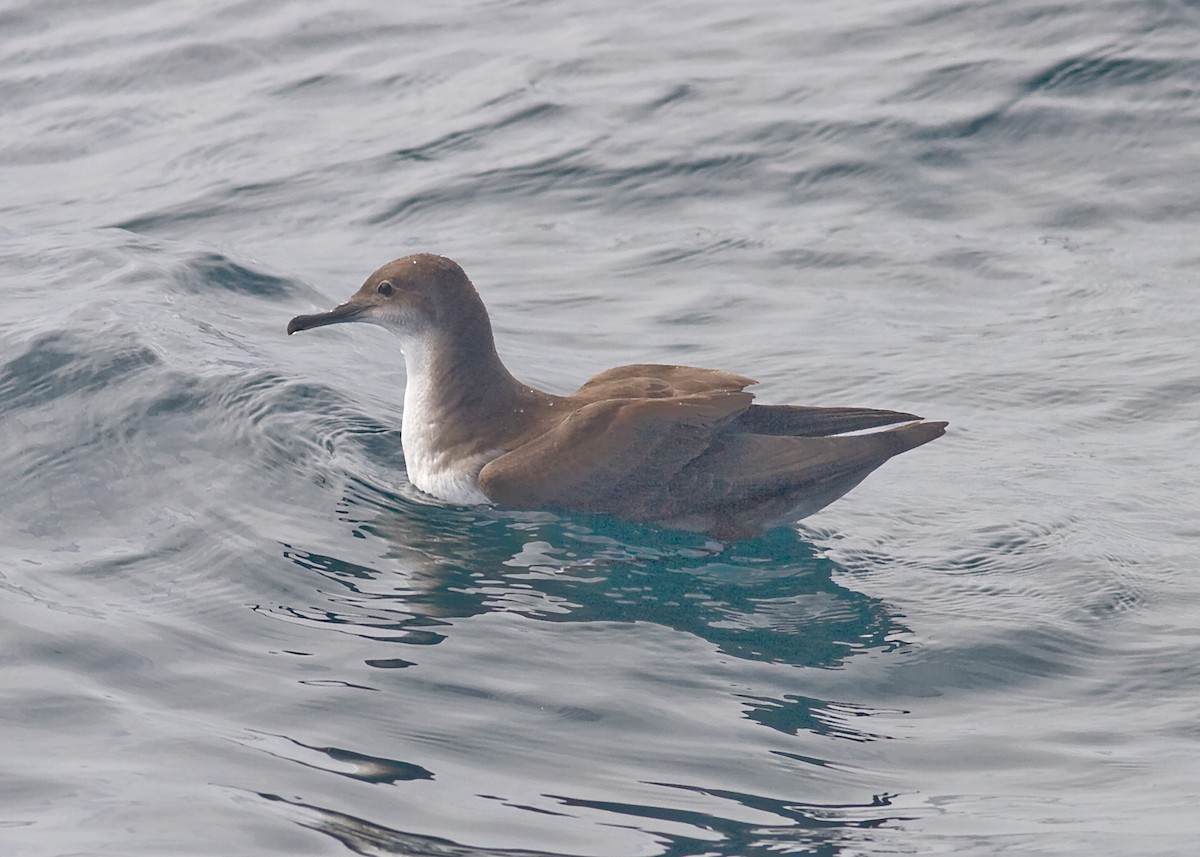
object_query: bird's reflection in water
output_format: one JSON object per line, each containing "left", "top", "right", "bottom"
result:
{"left": 274, "top": 468, "right": 911, "bottom": 718}
{"left": 258, "top": 466, "right": 916, "bottom": 854}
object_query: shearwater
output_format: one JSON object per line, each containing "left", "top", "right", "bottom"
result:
{"left": 288, "top": 254, "right": 945, "bottom": 541}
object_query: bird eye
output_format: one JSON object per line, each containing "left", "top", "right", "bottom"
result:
{"left": 377, "top": 280, "right": 394, "bottom": 296}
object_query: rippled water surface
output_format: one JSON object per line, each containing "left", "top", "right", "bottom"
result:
{"left": 3, "top": 1, "right": 1199, "bottom": 855}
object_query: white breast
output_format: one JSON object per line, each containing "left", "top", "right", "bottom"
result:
{"left": 400, "top": 358, "right": 496, "bottom": 506}
{"left": 402, "top": 431, "right": 495, "bottom": 505}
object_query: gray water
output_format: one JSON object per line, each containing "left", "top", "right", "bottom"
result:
{"left": 3, "top": 1, "right": 1199, "bottom": 855}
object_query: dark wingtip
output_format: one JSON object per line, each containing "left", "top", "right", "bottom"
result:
{"left": 736, "top": 404, "right": 930, "bottom": 437}
{"left": 910, "top": 419, "right": 948, "bottom": 447}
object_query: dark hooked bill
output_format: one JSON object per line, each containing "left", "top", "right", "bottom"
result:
{"left": 287, "top": 302, "right": 367, "bottom": 335}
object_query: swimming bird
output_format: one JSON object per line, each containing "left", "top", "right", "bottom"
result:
{"left": 287, "top": 254, "right": 945, "bottom": 541}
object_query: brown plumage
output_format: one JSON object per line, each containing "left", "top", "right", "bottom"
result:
{"left": 288, "top": 253, "right": 946, "bottom": 541}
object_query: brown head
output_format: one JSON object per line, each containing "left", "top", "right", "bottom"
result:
{"left": 286, "top": 254, "right": 493, "bottom": 346}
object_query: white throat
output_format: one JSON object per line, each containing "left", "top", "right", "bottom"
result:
{"left": 398, "top": 336, "right": 494, "bottom": 506}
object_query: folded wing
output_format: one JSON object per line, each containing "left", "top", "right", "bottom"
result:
{"left": 478, "top": 389, "right": 753, "bottom": 516}
{"left": 668, "top": 420, "right": 947, "bottom": 538}
{"left": 480, "top": 362, "right": 945, "bottom": 538}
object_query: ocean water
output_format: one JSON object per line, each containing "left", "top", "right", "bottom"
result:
{"left": 3, "top": 0, "right": 1199, "bottom": 854}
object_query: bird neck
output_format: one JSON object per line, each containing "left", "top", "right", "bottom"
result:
{"left": 399, "top": 323, "right": 544, "bottom": 464}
